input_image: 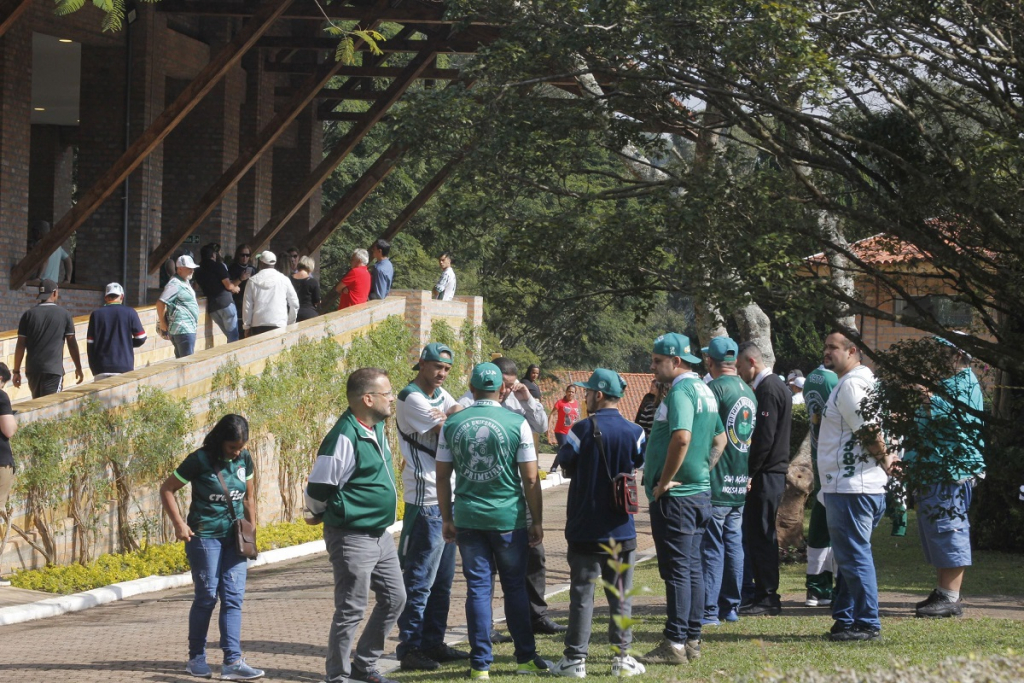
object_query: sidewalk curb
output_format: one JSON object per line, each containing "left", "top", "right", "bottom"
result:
{"left": 0, "top": 472, "right": 569, "bottom": 627}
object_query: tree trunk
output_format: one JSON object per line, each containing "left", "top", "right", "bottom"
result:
{"left": 732, "top": 302, "right": 775, "bottom": 367}
{"left": 777, "top": 432, "right": 814, "bottom": 550}
{"left": 820, "top": 212, "right": 857, "bottom": 330}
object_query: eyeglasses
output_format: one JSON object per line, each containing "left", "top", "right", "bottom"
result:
{"left": 288, "top": 253, "right": 299, "bottom": 258}
{"left": 239, "top": 253, "right": 251, "bottom": 257}
{"left": 364, "top": 391, "right": 394, "bottom": 399}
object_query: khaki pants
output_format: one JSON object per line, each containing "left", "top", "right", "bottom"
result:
{"left": 0, "top": 465, "right": 13, "bottom": 510}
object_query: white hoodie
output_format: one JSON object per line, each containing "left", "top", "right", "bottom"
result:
{"left": 242, "top": 267, "right": 299, "bottom": 330}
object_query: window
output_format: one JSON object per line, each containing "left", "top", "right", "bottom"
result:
{"left": 894, "top": 295, "right": 974, "bottom": 327}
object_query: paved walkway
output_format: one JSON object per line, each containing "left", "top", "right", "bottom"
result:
{"left": 2, "top": 464, "right": 1022, "bottom": 682}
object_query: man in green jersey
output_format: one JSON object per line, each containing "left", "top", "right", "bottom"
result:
{"left": 803, "top": 357, "right": 839, "bottom": 607}
{"left": 701, "top": 337, "right": 757, "bottom": 626}
{"left": 436, "top": 363, "right": 551, "bottom": 678}
{"left": 641, "top": 333, "right": 726, "bottom": 666}
{"left": 305, "top": 368, "right": 406, "bottom": 683}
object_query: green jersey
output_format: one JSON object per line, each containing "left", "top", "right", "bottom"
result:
{"left": 174, "top": 448, "right": 254, "bottom": 538}
{"left": 804, "top": 365, "right": 838, "bottom": 490}
{"left": 708, "top": 375, "right": 758, "bottom": 507}
{"left": 644, "top": 373, "right": 723, "bottom": 499}
{"left": 437, "top": 398, "right": 536, "bottom": 531}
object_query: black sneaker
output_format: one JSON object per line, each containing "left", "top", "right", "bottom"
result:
{"left": 490, "top": 630, "right": 514, "bottom": 644}
{"left": 738, "top": 600, "right": 781, "bottom": 617}
{"left": 400, "top": 649, "right": 440, "bottom": 671}
{"left": 828, "top": 625, "right": 880, "bottom": 642}
{"left": 352, "top": 669, "right": 401, "bottom": 683}
{"left": 532, "top": 617, "right": 568, "bottom": 634}
{"left": 423, "top": 643, "right": 471, "bottom": 662}
{"left": 916, "top": 590, "right": 963, "bottom": 618}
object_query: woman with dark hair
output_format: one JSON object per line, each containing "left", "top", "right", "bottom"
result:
{"left": 160, "top": 415, "right": 264, "bottom": 680}
{"left": 522, "top": 364, "right": 542, "bottom": 400}
{"left": 228, "top": 244, "right": 257, "bottom": 332}
{"left": 634, "top": 379, "right": 666, "bottom": 437}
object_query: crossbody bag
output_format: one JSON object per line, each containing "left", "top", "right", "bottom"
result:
{"left": 214, "top": 467, "right": 258, "bottom": 560}
{"left": 591, "top": 416, "right": 639, "bottom": 515}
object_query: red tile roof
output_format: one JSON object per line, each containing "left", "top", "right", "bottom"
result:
{"left": 539, "top": 371, "right": 655, "bottom": 424}
{"left": 806, "top": 233, "right": 928, "bottom": 266}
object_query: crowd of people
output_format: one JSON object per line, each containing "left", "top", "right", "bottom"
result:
{"left": 7, "top": 240, "right": 467, "bottom": 403}
{"left": 138, "top": 326, "right": 985, "bottom": 681}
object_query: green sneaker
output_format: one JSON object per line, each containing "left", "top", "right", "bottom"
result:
{"left": 516, "top": 656, "right": 553, "bottom": 675}
{"left": 469, "top": 669, "right": 490, "bottom": 680}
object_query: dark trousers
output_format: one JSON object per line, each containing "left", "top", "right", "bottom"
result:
{"left": 26, "top": 372, "right": 63, "bottom": 399}
{"left": 742, "top": 471, "right": 786, "bottom": 605}
{"left": 248, "top": 325, "right": 280, "bottom": 337}
{"left": 650, "top": 492, "right": 711, "bottom": 643}
{"left": 526, "top": 542, "right": 548, "bottom": 622}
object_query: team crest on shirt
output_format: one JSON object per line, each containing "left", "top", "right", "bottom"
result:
{"left": 237, "top": 467, "right": 246, "bottom": 482}
{"left": 453, "top": 417, "right": 508, "bottom": 482}
{"left": 726, "top": 397, "right": 756, "bottom": 452}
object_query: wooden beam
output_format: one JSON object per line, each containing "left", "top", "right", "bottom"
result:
{"left": 11, "top": 0, "right": 295, "bottom": 289}
{"left": 158, "top": 1, "right": 493, "bottom": 25}
{"left": 265, "top": 63, "right": 460, "bottom": 79}
{"left": 0, "top": 0, "right": 31, "bottom": 39}
{"left": 298, "top": 142, "right": 407, "bottom": 255}
{"left": 276, "top": 86, "right": 381, "bottom": 100}
{"left": 256, "top": 36, "right": 484, "bottom": 54}
{"left": 249, "top": 47, "right": 439, "bottom": 253}
{"left": 319, "top": 112, "right": 378, "bottom": 122}
{"left": 147, "top": 21, "right": 409, "bottom": 273}
{"left": 383, "top": 155, "right": 463, "bottom": 241}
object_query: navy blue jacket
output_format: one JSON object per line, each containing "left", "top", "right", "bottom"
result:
{"left": 557, "top": 408, "right": 646, "bottom": 546}
{"left": 87, "top": 304, "right": 147, "bottom": 375}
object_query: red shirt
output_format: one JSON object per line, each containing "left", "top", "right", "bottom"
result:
{"left": 553, "top": 399, "right": 580, "bottom": 435}
{"left": 338, "top": 265, "right": 371, "bottom": 309}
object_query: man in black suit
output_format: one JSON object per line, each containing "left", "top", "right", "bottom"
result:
{"left": 735, "top": 341, "right": 792, "bottom": 616}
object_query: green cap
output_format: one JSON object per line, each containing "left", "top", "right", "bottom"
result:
{"left": 653, "top": 332, "right": 702, "bottom": 364}
{"left": 470, "top": 362, "right": 503, "bottom": 391}
{"left": 573, "top": 368, "right": 627, "bottom": 398}
{"left": 707, "top": 336, "right": 739, "bottom": 362}
{"left": 417, "top": 342, "right": 454, "bottom": 367}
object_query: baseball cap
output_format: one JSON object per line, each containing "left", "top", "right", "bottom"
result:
{"left": 786, "top": 369, "right": 805, "bottom": 384}
{"left": 105, "top": 282, "right": 125, "bottom": 298}
{"left": 707, "top": 337, "right": 739, "bottom": 362}
{"left": 573, "top": 368, "right": 627, "bottom": 398}
{"left": 792, "top": 377, "right": 806, "bottom": 389}
{"left": 470, "top": 362, "right": 503, "bottom": 391}
{"left": 652, "top": 332, "right": 702, "bottom": 364}
{"left": 935, "top": 333, "right": 972, "bottom": 359}
{"left": 414, "top": 342, "right": 454, "bottom": 370}
{"left": 259, "top": 251, "right": 277, "bottom": 266}
{"left": 176, "top": 254, "right": 200, "bottom": 269}
{"left": 37, "top": 278, "right": 58, "bottom": 300}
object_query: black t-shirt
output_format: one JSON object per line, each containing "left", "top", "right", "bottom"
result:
{"left": 228, "top": 262, "right": 257, "bottom": 310}
{"left": 0, "top": 389, "right": 13, "bottom": 468}
{"left": 18, "top": 303, "right": 74, "bottom": 375}
{"left": 290, "top": 276, "right": 322, "bottom": 311}
{"left": 194, "top": 259, "right": 234, "bottom": 313}
{"left": 522, "top": 379, "right": 542, "bottom": 400}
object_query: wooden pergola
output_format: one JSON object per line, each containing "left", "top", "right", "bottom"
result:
{"left": 4, "top": 0, "right": 692, "bottom": 291}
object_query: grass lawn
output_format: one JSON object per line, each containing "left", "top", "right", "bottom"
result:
{"left": 394, "top": 508, "right": 1024, "bottom": 682}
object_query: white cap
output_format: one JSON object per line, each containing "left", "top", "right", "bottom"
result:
{"left": 176, "top": 254, "right": 200, "bottom": 269}
{"left": 792, "top": 377, "right": 805, "bottom": 389}
{"left": 105, "top": 282, "right": 124, "bottom": 298}
{"left": 259, "top": 250, "right": 277, "bottom": 266}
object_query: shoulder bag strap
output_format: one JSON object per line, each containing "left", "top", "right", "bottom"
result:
{"left": 590, "top": 416, "right": 615, "bottom": 482}
{"left": 214, "top": 468, "right": 240, "bottom": 523}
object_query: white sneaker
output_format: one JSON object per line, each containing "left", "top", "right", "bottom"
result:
{"left": 611, "top": 654, "right": 645, "bottom": 677}
{"left": 550, "top": 656, "right": 586, "bottom": 678}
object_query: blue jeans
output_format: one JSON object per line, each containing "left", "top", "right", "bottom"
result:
{"left": 210, "top": 304, "right": 239, "bottom": 343}
{"left": 825, "top": 493, "right": 885, "bottom": 630}
{"left": 457, "top": 528, "right": 536, "bottom": 670}
{"left": 650, "top": 491, "right": 711, "bottom": 643}
{"left": 396, "top": 505, "right": 457, "bottom": 658}
{"left": 171, "top": 332, "right": 196, "bottom": 358}
{"left": 185, "top": 536, "right": 248, "bottom": 663}
{"left": 701, "top": 504, "right": 744, "bottom": 621}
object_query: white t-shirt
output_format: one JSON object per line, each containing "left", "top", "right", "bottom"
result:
{"left": 457, "top": 389, "right": 549, "bottom": 433}
{"left": 817, "top": 364, "right": 886, "bottom": 494}
{"left": 435, "top": 267, "right": 457, "bottom": 301}
{"left": 396, "top": 383, "right": 457, "bottom": 507}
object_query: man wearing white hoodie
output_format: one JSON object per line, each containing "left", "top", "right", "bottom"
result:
{"left": 242, "top": 251, "right": 299, "bottom": 337}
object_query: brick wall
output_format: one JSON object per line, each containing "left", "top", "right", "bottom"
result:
{"left": 0, "top": 291, "right": 479, "bottom": 571}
